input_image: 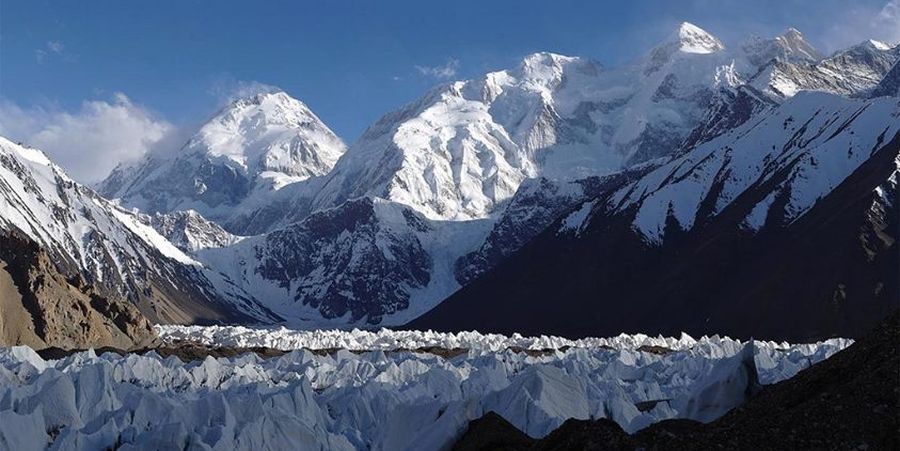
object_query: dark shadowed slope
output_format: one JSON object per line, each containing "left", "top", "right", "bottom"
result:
{"left": 410, "top": 97, "right": 899, "bottom": 342}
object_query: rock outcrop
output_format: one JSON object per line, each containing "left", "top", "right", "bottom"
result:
{"left": 0, "top": 229, "right": 157, "bottom": 349}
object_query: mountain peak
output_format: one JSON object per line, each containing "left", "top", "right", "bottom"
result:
{"left": 514, "top": 51, "right": 599, "bottom": 84}
{"left": 773, "top": 27, "right": 823, "bottom": 61}
{"left": 520, "top": 52, "right": 578, "bottom": 68}
{"left": 783, "top": 27, "right": 803, "bottom": 38}
{"left": 218, "top": 89, "right": 314, "bottom": 125}
{"left": 741, "top": 27, "right": 822, "bottom": 66}
{"left": 100, "top": 88, "right": 347, "bottom": 219}
{"left": 670, "top": 22, "right": 725, "bottom": 54}
{"left": 185, "top": 88, "right": 346, "bottom": 180}
{"left": 866, "top": 39, "right": 893, "bottom": 51}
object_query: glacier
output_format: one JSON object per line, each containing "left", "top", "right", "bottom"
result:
{"left": 0, "top": 327, "right": 849, "bottom": 450}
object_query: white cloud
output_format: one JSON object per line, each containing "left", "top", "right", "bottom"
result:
{"left": 823, "top": 0, "right": 900, "bottom": 51}
{"left": 208, "top": 78, "right": 281, "bottom": 104}
{"left": 415, "top": 58, "right": 460, "bottom": 79}
{"left": 35, "top": 40, "right": 66, "bottom": 64}
{"left": 47, "top": 41, "right": 65, "bottom": 53}
{"left": 0, "top": 93, "right": 174, "bottom": 183}
{"left": 876, "top": 0, "right": 900, "bottom": 43}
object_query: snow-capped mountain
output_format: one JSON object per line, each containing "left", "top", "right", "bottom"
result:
{"left": 299, "top": 24, "right": 895, "bottom": 224}
{"left": 100, "top": 91, "right": 346, "bottom": 225}
{"left": 410, "top": 91, "right": 900, "bottom": 340}
{"left": 741, "top": 28, "right": 823, "bottom": 67}
{"left": 749, "top": 38, "right": 899, "bottom": 99}
{"left": 0, "top": 137, "right": 274, "bottom": 325}
{"left": 21, "top": 23, "right": 900, "bottom": 335}
{"left": 304, "top": 23, "right": 750, "bottom": 223}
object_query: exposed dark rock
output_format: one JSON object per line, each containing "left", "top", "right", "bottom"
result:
{"left": 452, "top": 411, "right": 533, "bottom": 451}
{"left": 455, "top": 169, "right": 655, "bottom": 286}
{"left": 871, "top": 60, "right": 900, "bottom": 98}
{"left": 680, "top": 85, "right": 776, "bottom": 151}
{"left": 253, "top": 197, "right": 432, "bottom": 324}
{"left": 0, "top": 228, "right": 158, "bottom": 349}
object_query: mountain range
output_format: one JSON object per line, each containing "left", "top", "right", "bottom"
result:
{"left": 2, "top": 22, "right": 897, "bottom": 343}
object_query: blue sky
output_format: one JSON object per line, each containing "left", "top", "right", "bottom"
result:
{"left": 1, "top": 0, "right": 898, "bottom": 181}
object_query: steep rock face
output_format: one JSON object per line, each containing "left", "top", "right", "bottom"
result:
{"left": 100, "top": 91, "right": 346, "bottom": 228}
{"left": 0, "top": 137, "right": 273, "bottom": 325}
{"left": 680, "top": 85, "right": 777, "bottom": 151}
{"left": 198, "top": 198, "right": 457, "bottom": 325}
{"left": 453, "top": 167, "right": 655, "bottom": 285}
{"left": 142, "top": 210, "right": 240, "bottom": 254}
{"left": 410, "top": 93, "right": 900, "bottom": 341}
{"left": 871, "top": 61, "right": 900, "bottom": 97}
{"left": 0, "top": 229, "right": 157, "bottom": 349}
{"left": 613, "top": 93, "right": 899, "bottom": 243}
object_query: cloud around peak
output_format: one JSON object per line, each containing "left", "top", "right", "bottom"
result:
{"left": 208, "top": 78, "right": 283, "bottom": 105}
{"left": 415, "top": 58, "right": 460, "bottom": 79}
{"left": 0, "top": 93, "right": 174, "bottom": 183}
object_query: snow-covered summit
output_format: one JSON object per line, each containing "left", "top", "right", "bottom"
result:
{"left": 668, "top": 22, "right": 726, "bottom": 54}
{"left": 307, "top": 34, "right": 742, "bottom": 221}
{"left": 186, "top": 90, "right": 346, "bottom": 177}
{"left": 866, "top": 39, "right": 894, "bottom": 51}
{"left": 99, "top": 89, "right": 346, "bottom": 223}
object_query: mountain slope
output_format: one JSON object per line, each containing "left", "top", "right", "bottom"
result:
{"left": 871, "top": 60, "right": 900, "bottom": 97}
{"left": 198, "top": 197, "right": 491, "bottom": 326}
{"left": 225, "top": 26, "right": 891, "bottom": 235}
{"left": 100, "top": 91, "right": 346, "bottom": 229}
{"left": 749, "top": 39, "right": 899, "bottom": 99}
{"left": 0, "top": 137, "right": 274, "bottom": 325}
{"left": 409, "top": 92, "right": 900, "bottom": 341}
{"left": 0, "top": 228, "right": 157, "bottom": 349}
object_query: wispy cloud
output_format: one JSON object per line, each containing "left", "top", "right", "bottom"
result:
{"left": 414, "top": 58, "right": 460, "bottom": 79}
{"left": 35, "top": 40, "right": 66, "bottom": 63}
{"left": 822, "top": 0, "right": 900, "bottom": 52}
{"left": 208, "top": 77, "right": 282, "bottom": 104}
{"left": 0, "top": 94, "right": 175, "bottom": 183}
{"left": 876, "top": 0, "right": 900, "bottom": 43}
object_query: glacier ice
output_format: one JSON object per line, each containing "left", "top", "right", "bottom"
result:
{"left": 0, "top": 327, "right": 850, "bottom": 449}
